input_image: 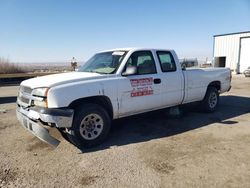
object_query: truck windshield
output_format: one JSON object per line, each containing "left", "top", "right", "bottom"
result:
{"left": 79, "top": 51, "right": 127, "bottom": 74}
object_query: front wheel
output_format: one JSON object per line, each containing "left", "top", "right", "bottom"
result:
{"left": 201, "top": 87, "right": 219, "bottom": 113}
{"left": 68, "top": 103, "right": 111, "bottom": 148}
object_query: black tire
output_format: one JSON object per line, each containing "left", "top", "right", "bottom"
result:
{"left": 201, "top": 87, "right": 219, "bottom": 113}
{"left": 57, "top": 128, "right": 73, "bottom": 144}
{"left": 68, "top": 103, "right": 111, "bottom": 148}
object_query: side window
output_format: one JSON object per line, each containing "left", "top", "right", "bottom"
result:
{"left": 125, "top": 51, "right": 157, "bottom": 75}
{"left": 157, "top": 51, "right": 176, "bottom": 72}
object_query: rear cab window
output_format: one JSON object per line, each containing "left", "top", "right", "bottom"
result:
{"left": 156, "top": 51, "right": 176, "bottom": 72}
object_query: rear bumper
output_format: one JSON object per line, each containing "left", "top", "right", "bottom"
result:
{"left": 16, "top": 105, "right": 74, "bottom": 147}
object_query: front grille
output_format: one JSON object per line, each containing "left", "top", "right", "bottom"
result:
{"left": 18, "top": 86, "right": 32, "bottom": 106}
{"left": 20, "top": 86, "right": 32, "bottom": 94}
{"left": 19, "top": 96, "right": 29, "bottom": 104}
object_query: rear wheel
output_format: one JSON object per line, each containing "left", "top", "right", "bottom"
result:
{"left": 201, "top": 87, "right": 219, "bottom": 113}
{"left": 68, "top": 103, "right": 111, "bottom": 148}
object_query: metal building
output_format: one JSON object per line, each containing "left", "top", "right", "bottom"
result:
{"left": 213, "top": 31, "right": 250, "bottom": 73}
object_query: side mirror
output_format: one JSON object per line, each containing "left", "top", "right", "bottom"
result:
{"left": 181, "top": 63, "right": 186, "bottom": 71}
{"left": 122, "top": 66, "right": 137, "bottom": 76}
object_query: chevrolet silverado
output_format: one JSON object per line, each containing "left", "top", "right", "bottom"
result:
{"left": 16, "top": 48, "right": 231, "bottom": 148}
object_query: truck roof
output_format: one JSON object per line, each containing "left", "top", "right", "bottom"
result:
{"left": 99, "top": 47, "right": 174, "bottom": 53}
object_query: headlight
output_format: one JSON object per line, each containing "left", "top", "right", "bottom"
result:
{"left": 33, "top": 100, "right": 48, "bottom": 107}
{"left": 32, "top": 87, "right": 49, "bottom": 97}
{"left": 32, "top": 87, "right": 49, "bottom": 107}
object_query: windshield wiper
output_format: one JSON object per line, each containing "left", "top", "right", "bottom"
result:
{"left": 89, "top": 70, "right": 109, "bottom": 74}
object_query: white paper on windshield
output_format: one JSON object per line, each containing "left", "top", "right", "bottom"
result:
{"left": 112, "top": 51, "right": 125, "bottom": 56}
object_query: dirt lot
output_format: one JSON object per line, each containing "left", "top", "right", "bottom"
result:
{"left": 0, "top": 75, "right": 250, "bottom": 188}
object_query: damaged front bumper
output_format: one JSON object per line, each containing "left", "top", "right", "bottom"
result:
{"left": 16, "top": 105, "right": 74, "bottom": 147}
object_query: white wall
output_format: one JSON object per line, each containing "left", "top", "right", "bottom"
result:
{"left": 239, "top": 37, "right": 250, "bottom": 73}
{"left": 214, "top": 32, "right": 250, "bottom": 73}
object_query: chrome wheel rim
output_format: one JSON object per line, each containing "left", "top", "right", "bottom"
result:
{"left": 79, "top": 113, "right": 104, "bottom": 140}
{"left": 209, "top": 92, "right": 217, "bottom": 109}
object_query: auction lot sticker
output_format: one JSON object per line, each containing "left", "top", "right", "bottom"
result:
{"left": 130, "top": 78, "right": 154, "bottom": 97}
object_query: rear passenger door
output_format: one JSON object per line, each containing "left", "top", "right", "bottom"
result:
{"left": 156, "top": 51, "right": 184, "bottom": 107}
{"left": 118, "top": 51, "right": 163, "bottom": 116}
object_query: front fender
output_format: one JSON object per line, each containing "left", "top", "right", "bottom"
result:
{"left": 47, "top": 81, "right": 105, "bottom": 108}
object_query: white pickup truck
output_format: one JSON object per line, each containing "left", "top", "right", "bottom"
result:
{"left": 16, "top": 48, "right": 231, "bottom": 148}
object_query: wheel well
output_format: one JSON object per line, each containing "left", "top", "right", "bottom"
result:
{"left": 69, "top": 96, "right": 113, "bottom": 119}
{"left": 208, "top": 81, "right": 221, "bottom": 91}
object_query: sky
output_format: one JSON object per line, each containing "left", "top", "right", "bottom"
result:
{"left": 0, "top": 0, "right": 250, "bottom": 63}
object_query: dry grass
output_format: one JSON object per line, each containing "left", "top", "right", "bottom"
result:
{"left": 0, "top": 58, "right": 26, "bottom": 74}
{"left": 0, "top": 72, "right": 57, "bottom": 79}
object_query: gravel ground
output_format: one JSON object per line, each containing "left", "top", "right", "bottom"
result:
{"left": 0, "top": 75, "right": 250, "bottom": 188}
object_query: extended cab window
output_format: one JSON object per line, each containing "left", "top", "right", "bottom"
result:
{"left": 125, "top": 51, "right": 157, "bottom": 75}
{"left": 157, "top": 51, "right": 176, "bottom": 72}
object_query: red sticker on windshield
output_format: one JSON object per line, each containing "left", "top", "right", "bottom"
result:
{"left": 130, "top": 78, "right": 153, "bottom": 97}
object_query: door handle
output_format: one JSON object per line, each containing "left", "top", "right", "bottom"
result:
{"left": 154, "top": 78, "right": 161, "bottom": 84}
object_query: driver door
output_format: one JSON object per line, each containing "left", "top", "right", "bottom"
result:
{"left": 117, "top": 51, "right": 162, "bottom": 117}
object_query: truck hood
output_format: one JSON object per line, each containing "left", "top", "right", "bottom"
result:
{"left": 21, "top": 72, "right": 106, "bottom": 89}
